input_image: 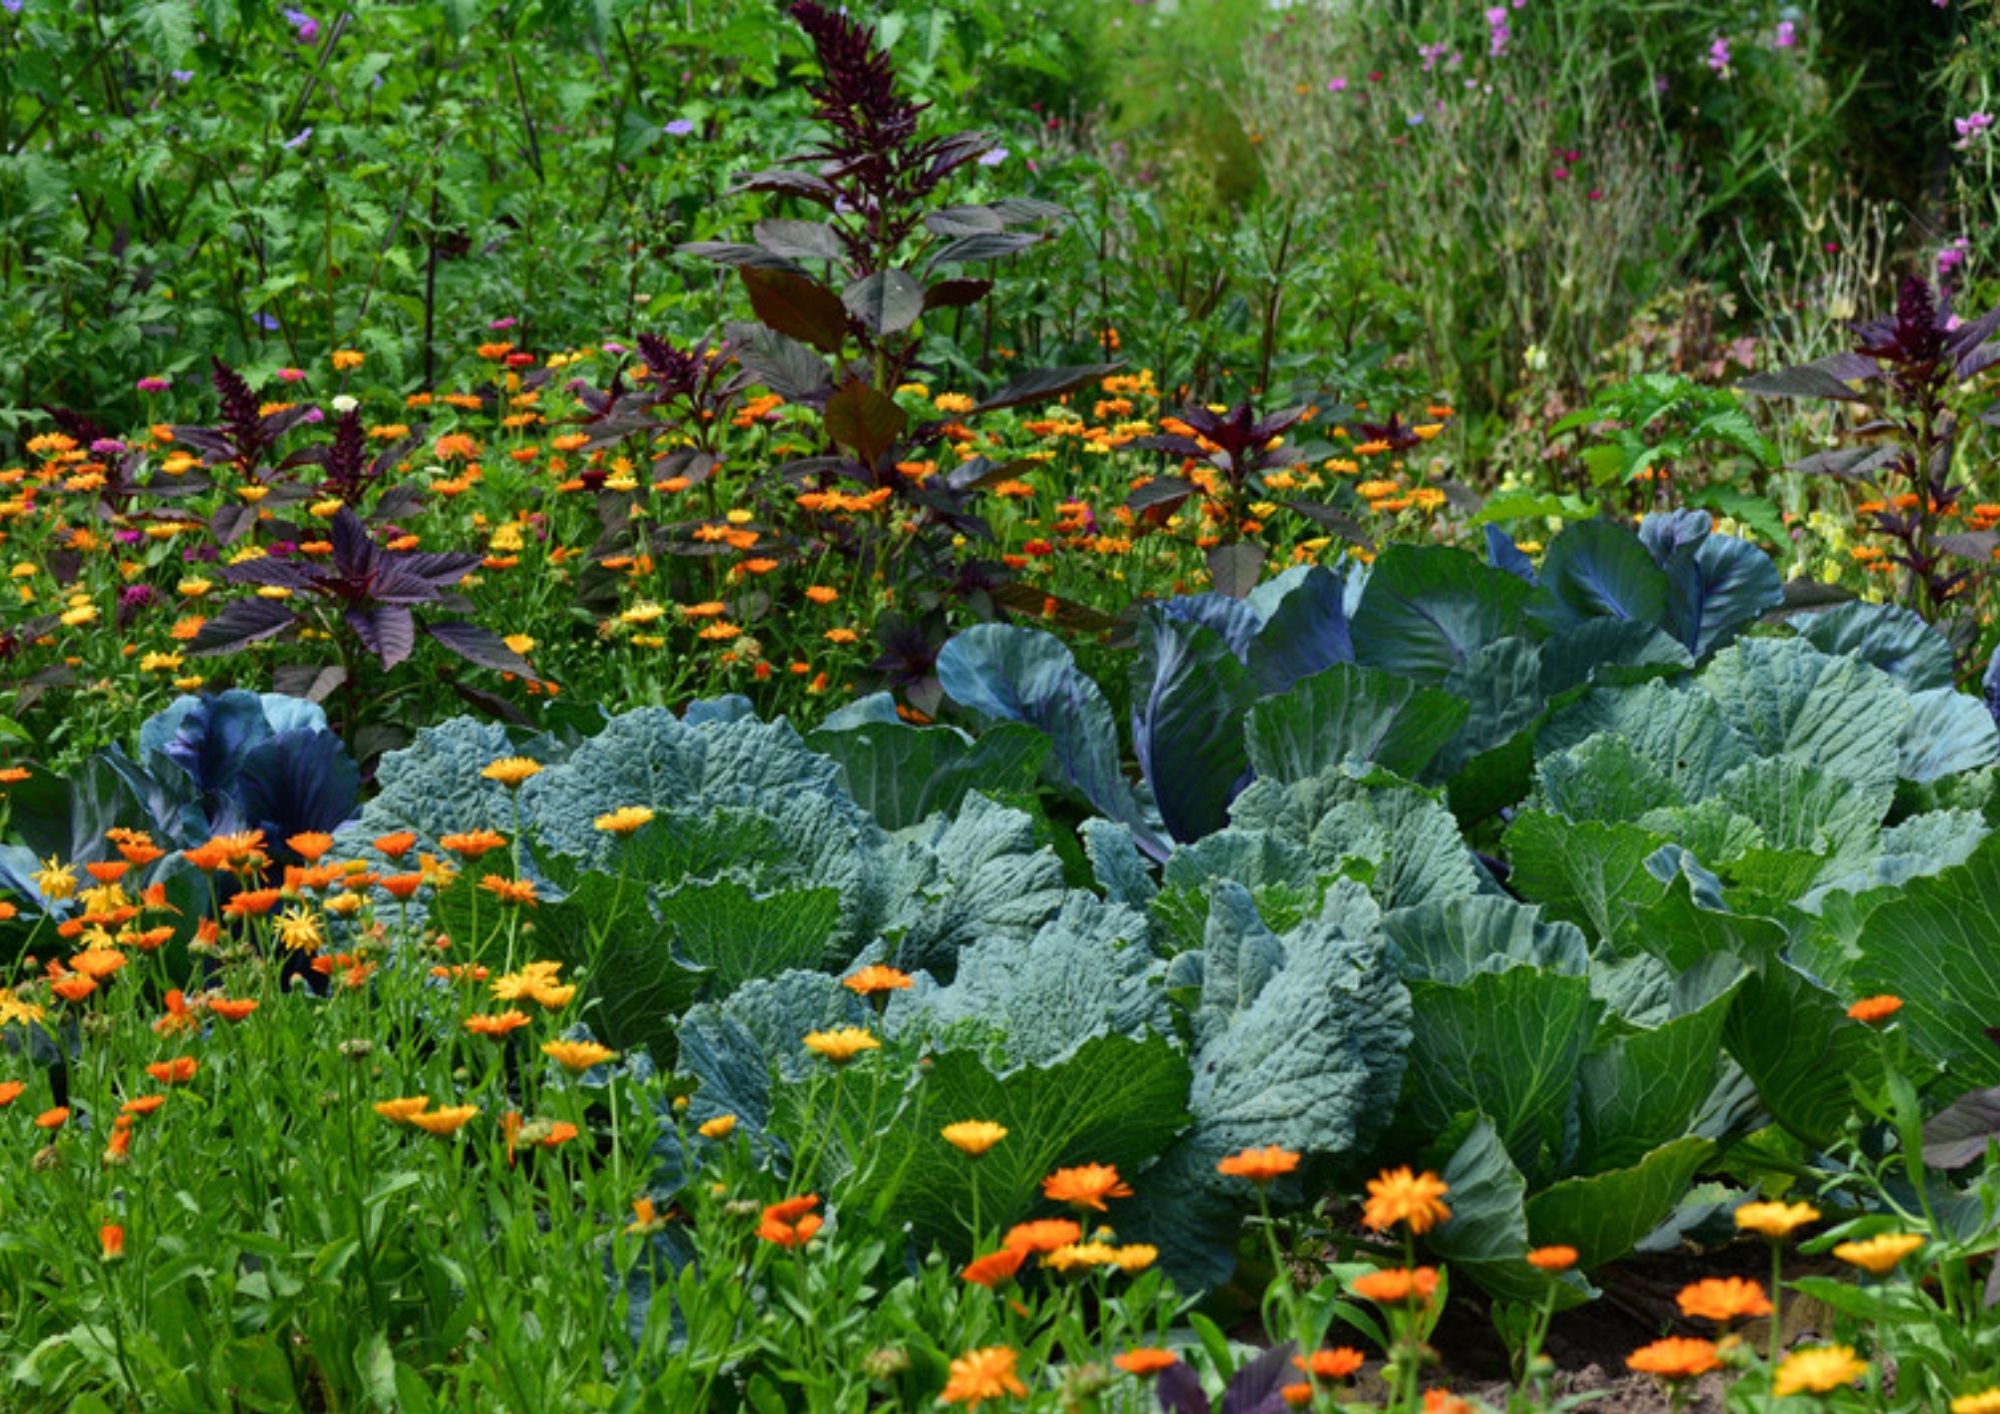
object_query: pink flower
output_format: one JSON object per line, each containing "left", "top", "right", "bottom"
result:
{"left": 1706, "top": 36, "right": 1731, "bottom": 74}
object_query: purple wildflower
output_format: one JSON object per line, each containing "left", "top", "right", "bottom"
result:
{"left": 489, "top": 316, "right": 518, "bottom": 330}
{"left": 283, "top": 126, "right": 312, "bottom": 150}
{"left": 1485, "top": 7, "right": 1511, "bottom": 56}
{"left": 1706, "top": 36, "right": 1731, "bottom": 75}
{"left": 89, "top": 438, "right": 126, "bottom": 455}
{"left": 978, "top": 147, "right": 1007, "bottom": 167}
{"left": 171, "top": 69, "right": 194, "bottom": 84}
{"left": 282, "top": 7, "right": 319, "bottom": 43}
{"left": 1327, "top": 77, "right": 1348, "bottom": 92}
{"left": 135, "top": 376, "right": 171, "bottom": 393}
{"left": 1418, "top": 40, "right": 1449, "bottom": 72}
{"left": 1955, "top": 112, "right": 1994, "bottom": 147}
{"left": 1775, "top": 19, "right": 1797, "bottom": 48}
{"left": 664, "top": 118, "right": 696, "bottom": 137}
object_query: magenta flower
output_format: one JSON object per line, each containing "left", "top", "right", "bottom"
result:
{"left": 1326, "top": 77, "right": 1348, "bottom": 92}
{"left": 1775, "top": 19, "right": 1797, "bottom": 48}
{"left": 1955, "top": 112, "right": 1994, "bottom": 147}
{"left": 135, "top": 376, "right": 171, "bottom": 393}
{"left": 1706, "top": 36, "right": 1731, "bottom": 74}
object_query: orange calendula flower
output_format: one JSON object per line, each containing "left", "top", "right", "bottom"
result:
{"left": 465, "top": 1010, "right": 533, "bottom": 1038}
{"left": 1363, "top": 1166, "right": 1452, "bottom": 1234}
{"left": 941, "top": 1120, "right": 1008, "bottom": 1156}
{"left": 1114, "top": 1347, "right": 1179, "bottom": 1377}
{"left": 478, "top": 875, "right": 538, "bottom": 907}
{"left": 438, "top": 829, "right": 507, "bottom": 859}
{"left": 1527, "top": 1245, "right": 1578, "bottom": 1272}
{"left": 100, "top": 1224, "right": 125, "bottom": 1261}
{"left": 69, "top": 947, "right": 128, "bottom": 979}
{"left": 152, "top": 988, "right": 197, "bottom": 1036}
{"left": 1280, "top": 1383, "right": 1312, "bottom": 1408}
{"left": 1734, "top": 1200, "right": 1819, "bottom": 1240}
{"left": 1216, "top": 1144, "right": 1302, "bottom": 1185}
{"left": 223, "top": 888, "right": 282, "bottom": 918}
{"left": 1350, "top": 1266, "right": 1439, "bottom": 1306}
{"left": 1297, "top": 1349, "right": 1366, "bottom": 1380}
{"left": 285, "top": 831, "right": 335, "bottom": 861}
{"left": 758, "top": 1194, "right": 823, "bottom": 1248}
{"left": 52, "top": 975, "right": 99, "bottom": 1002}
{"left": 1846, "top": 994, "right": 1903, "bottom": 1024}
{"left": 407, "top": 1105, "right": 479, "bottom": 1136}
{"left": 1677, "top": 1275, "right": 1771, "bottom": 1323}
{"left": 940, "top": 1347, "right": 1027, "bottom": 1408}
{"left": 210, "top": 998, "right": 259, "bottom": 1022}
{"left": 1042, "top": 1162, "right": 1133, "bottom": 1212}
{"left": 146, "top": 1057, "right": 198, "bottom": 1085}
{"left": 543, "top": 1039, "right": 617, "bottom": 1072}
{"left": 122, "top": 1095, "right": 167, "bottom": 1116}
{"left": 36, "top": 1106, "right": 71, "bottom": 1129}
{"left": 1627, "top": 1337, "right": 1719, "bottom": 1380}
{"left": 842, "top": 964, "right": 913, "bottom": 996}
{"left": 625, "top": 1196, "right": 668, "bottom": 1235}
{"left": 0, "top": 1080, "right": 24, "bottom": 1106}
{"left": 802, "top": 1027, "right": 880, "bottom": 1065}
{"left": 962, "top": 1246, "right": 1028, "bottom": 1288}
{"left": 374, "top": 1096, "right": 430, "bottom": 1125}
{"left": 374, "top": 831, "right": 418, "bottom": 860}
{"left": 1832, "top": 1232, "right": 1925, "bottom": 1276}
{"left": 1002, "top": 1218, "right": 1082, "bottom": 1253}
{"left": 697, "top": 1114, "right": 736, "bottom": 1140}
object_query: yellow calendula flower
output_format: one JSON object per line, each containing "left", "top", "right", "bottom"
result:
{"left": 1041, "top": 1241, "right": 1120, "bottom": 1274}
{"left": 480, "top": 756, "right": 543, "bottom": 788}
{"left": 698, "top": 1114, "right": 737, "bottom": 1140}
{"left": 593, "top": 806, "right": 655, "bottom": 835}
{"left": 940, "top": 1120, "right": 1008, "bottom": 1157}
{"left": 542, "top": 1039, "right": 617, "bottom": 1073}
{"left": 1772, "top": 1345, "right": 1866, "bottom": 1398}
{"left": 504, "top": 633, "right": 537, "bottom": 655}
{"left": 1832, "top": 1232, "right": 1924, "bottom": 1276}
{"left": 1734, "top": 1200, "right": 1819, "bottom": 1240}
{"left": 274, "top": 906, "right": 323, "bottom": 952}
{"left": 802, "top": 1028, "right": 880, "bottom": 1066}
{"left": 32, "top": 856, "right": 78, "bottom": 902}
{"left": 1953, "top": 1388, "right": 2000, "bottom": 1414}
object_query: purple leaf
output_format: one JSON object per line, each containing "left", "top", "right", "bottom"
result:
{"left": 345, "top": 603, "right": 416, "bottom": 669}
{"left": 191, "top": 597, "right": 299, "bottom": 655}
{"left": 425, "top": 619, "right": 536, "bottom": 676}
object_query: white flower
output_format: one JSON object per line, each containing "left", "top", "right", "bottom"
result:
{"left": 331, "top": 394, "right": 359, "bottom": 414}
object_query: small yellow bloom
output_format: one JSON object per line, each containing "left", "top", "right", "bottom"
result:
{"left": 593, "top": 806, "right": 655, "bottom": 835}
{"left": 407, "top": 1104, "right": 479, "bottom": 1136}
{"left": 1953, "top": 1388, "right": 2000, "bottom": 1414}
{"left": 480, "top": 756, "right": 543, "bottom": 788}
{"left": 698, "top": 1114, "right": 737, "bottom": 1140}
{"left": 1772, "top": 1345, "right": 1866, "bottom": 1398}
{"left": 802, "top": 1027, "right": 880, "bottom": 1065}
{"left": 32, "top": 856, "right": 78, "bottom": 902}
{"left": 542, "top": 1039, "right": 617, "bottom": 1073}
{"left": 941, "top": 1120, "right": 1008, "bottom": 1157}
{"left": 374, "top": 1096, "right": 431, "bottom": 1125}
{"left": 1832, "top": 1232, "right": 1924, "bottom": 1276}
{"left": 1041, "top": 1241, "right": 1120, "bottom": 1273}
{"left": 1734, "top": 1200, "right": 1819, "bottom": 1240}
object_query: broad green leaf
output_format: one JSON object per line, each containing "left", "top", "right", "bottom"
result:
{"left": 1524, "top": 1137, "right": 1713, "bottom": 1270}
{"left": 1400, "top": 966, "right": 1603, "bottom": 1181}
{"left": 1899, "top": 686, "right": 2000, "bottom": 784}
{"left": 1724, "top": 961, "right": 1875, "bottom": 1145}
{"left": 1352, "top": 545, "right": 1531, "bottom": 685}
{"left": 1697, "top": 638, "right": 1907, "bottom": 792}
{"left": 1131, "top": 609, "right": 1258, "bottom": 844}
{"left": 1503, "top": 811, "right": 1668, "bottom": 945}
{"left": 1244, "top": 664, "right": 1469, "bottom": 783}
{"left": 1795, "top": 602, "right": 1954, "bottom": 691}
{"left": 1427, "top": 1115, "right": 1583, "bottom": 1306}
{"left": 806, "top": 715, "right": 1048, "bottom": 830}
{"left": 1528, "top": 520, "right": 1672, "bottom": 636}
{"left": 1853, "top": 837, "right": 2000, "bottom": 1087}
{"left": 1535, "top": 734, "right": 1682, "bottom": 822}
{"left": 655, "top": 880, "right": 843, "bottom": 988}
{"left": 1381, "top": 896, "right": 1588, "bottom": 984}
{"left": 1576, "top": 961, "right": 1743, "bottom": 1172}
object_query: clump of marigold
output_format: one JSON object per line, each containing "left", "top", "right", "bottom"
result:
{"left": 1734, "top": 1200, "right": 1819, "bottom": 1240}
{"left": 1833, "top": 1232, "right": 1925, "bottom": 1276}
{"left": 1349, "top": 1266, "right": 1439, "bottom": 1306}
